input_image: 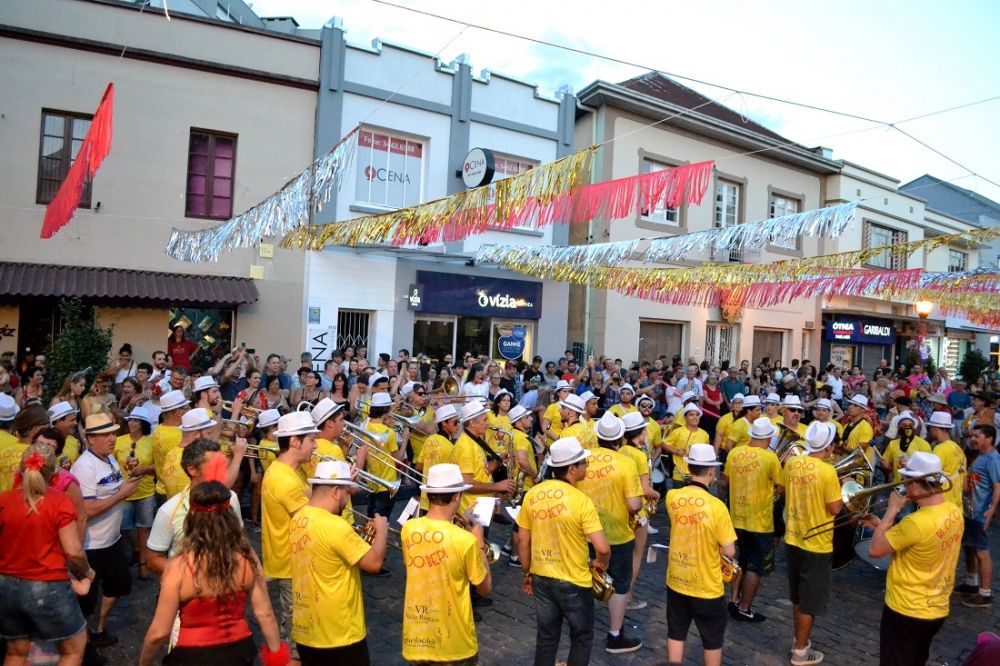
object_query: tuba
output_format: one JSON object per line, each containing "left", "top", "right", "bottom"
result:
{"left": 773, "top": 422, "right": 805, "bottom": 464}
{"left": 721, "top": 553, "right": 742, "bottom": 583}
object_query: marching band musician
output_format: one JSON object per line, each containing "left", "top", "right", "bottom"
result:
{"left": 541, "top": 380, "right": 573, "bottom": 443}
{"left": 291, "top": 459, "right": 387, "bottom": 665}
{"left": 580, "top": 390, "right": 600, "bottom": 427}
{"left": 151, "top": 390, "right": 189, "bottom": 501}
{"left": 764, "top": 393, "right": 782, "bottom": 425}
{"left": 400, "top": 381, "right": 435, "bottom": 464}
{"left": 926, "top": 411, "right": 966, "bottom": 510}
{"left": 251, "top": 409, "right": 281, "bottom": 472}
{"left": 487, "top": 389, "right": 514, "bottom": 460}
{"left": 670, "top": 391, "right": 699, "bottom": 427}
{"left": 635, "top": 395, "right": 663, "bottom": 468}
{"left": 414, "top": 403, "right": 459, "bottom": 511}
{"left": 620, "top": 411, "right": 661, "bottom": 612}
{"left": 840, "top": 394, "right": 874, "bottom": 462}
{"left": 401, "top": 463, "right": 491, "bottom": 664}
{"left": 880, "top": 411, "right": 931, "bottom": 485}
{"left": 608, "top": 383, "right": 638, "bottom": 418}
{"left": 776, "top": 395, "right": 807, "bottom": 440}
{"left": 453, "top": 401, "right": 516, "bottom": 516}
{"left": 505, "top": 404, "right": 538, "bottom": 568}
{"left": 305, "top": 398, "right": 361, "bottom": 525}
{"left": 362, "top": 392, "right": 403, "bottom": 522}
{"left": 712, "top": 393, "right": 743, "bottom": 456}
{"left": 724, "top": 395, "right": 763, "bottom": 451}
{"left": 560, "top": 394, "right": 598, "bottom": 450}
{"left": 723, "top": 417, "right": 783, "bottom": 623}
{"left": 810, "top": 398, "right": 843, "bottom": 444}
{"left": 577, "top": 413, "right": 644, "bottom": 654}
{"left": 516, "top": 437, "right": 610, "bottom": 666}
{"left": 782, "top": 421, "right": 841, "bottom": 666}
{"left": 664, "top": 443, "right": 736, "bottom": 666}
{"left": 261, "top": 411, "right": 318, "bottom": 661}
{"left": 662, "top": 404, "right": 710, "bottom": 488}
{"left": 864, "top": 453, "right": 964, "bottom": 666}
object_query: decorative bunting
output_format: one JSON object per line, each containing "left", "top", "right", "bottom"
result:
{"left": 41, "top": 83, "right": 115, "bottom": 239}
{"left": 165, "top": 128, "right": 360, "bottom": 262}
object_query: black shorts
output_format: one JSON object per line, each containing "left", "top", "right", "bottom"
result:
{"left": 607, "top": 542, "right": 634, "bottom": 595}
{"left": 78, "top": 538, "right": 132, "bottom": 617}
{"left": 164, "top": 636, "right": 255, "bottom": 665}
{"left": 665, "top": 587, "right": 727, "bottom": 650}
{"left": 772, "top": 495, "right": 786, "bottom": 538}
{"left": 298, "top": 638, "right": 370, "bottom": 666}
{"left": 736, "top": 529, "right": 774, "bottom": 576}
{"left": 878, "top": 604, "right": 945, "bottom": 666}
{"left": 786, "top": 544, "right": 831, "bottom": 616}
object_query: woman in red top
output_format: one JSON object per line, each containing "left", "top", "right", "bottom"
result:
{"left": 701, "top": 373, "right": 723, "bottom": 442}
{"left": 167, "top": 326, "right": 199, "bottom": 373}
{"left": 0, "top": 445, "right": 94, "bottom": 664}
{"left": 140, "top": 481, "right": 286, "bottom": 666}
{"left": 236, "top": 370, "right": 270, "bottom": 411}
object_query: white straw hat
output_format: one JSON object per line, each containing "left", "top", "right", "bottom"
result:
{"left": 555, "top": 380, "right": 573, "bottom": 392}
{"left": 0, "top": 394, "right": 19, "bottom": 422}
{"left": 815, "top": 398, "right": 832, "bottom": 410}
{"left": 621, "top": 411, "right": 646, "bottom": 433}
{"left": 179, "top": 408, "right": 218, "bottom": 433}
{"left": 310, "top": 397, "right": 344, "bottom": 426}
{"left": 636, "top": 394, "right": 654, "bottom": 407}
{"left": 765, "top": 393, "right": 781, "bottom": 405}
{"left": 548, "top": 437, "right": 590, "bottom": 467}
{"left": 275, "top": 411, "right": 320, "bottom": 437}
{"left": 847, "top": 394, "right": 869, "bottom": 409}
{"left": 193, "top": 375, "right": 219, "bottom": 392}
{"left": 419, "top": 463, "right": 472, "bottom": 494}
{"left": 900, "top": 451, "right": 943, "bottom": 478}
{"left": 159, "top": 390, "right": 189, "bottom": 413}
{"left": 749, "top": 417, "right": 776, "bottom": 440}
{"left": 370, "top": 393, "right": 393, "bottom": 409}
{"left": 619, "top": 383, "right": 635, "bottom": 395}
{"left": 684, "top": 443, "right": 722, "bottom": 467}
{"left": 309, "top": 460, "right": 360, "bottom": 487}
{"left": 508, "top": 405, "right": 531, "bottom": 424}
{"left": 580, "top": 390, "right": 598, "bottom": 403}
{"left": 434, "top": 403, "right": 459, "bottom": 424}
{"left": 126, "top": 406, "right": 152, "bottom": 424}
{"left": 804, "top": 420, "right": 836, "bottom": 452}
{"left": 256, "top": 409, "right": 281, "bottom": 429}
{"left": 782, "top": 395, "right": 803, "bottom": 409}
{"left": 681, "top": 403, "right": 703, "bottom": 417}
{"left": 459, "top": 400, "right": 489, "bottom": 423}
{"left": 48, "top": 401, "right": 79, "bottom": 424}
{"left": 926, "top": 411, "right": 954, "bottom": 429}
{"left": 743, "top": 395, "right": 762, "bottom": 408}
{"left": 558, "top": 393, "right": 587, "bottom": 415}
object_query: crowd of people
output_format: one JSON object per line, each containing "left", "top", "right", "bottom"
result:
{"left": 0, "top": 334, "right": 998, "bottom": 666}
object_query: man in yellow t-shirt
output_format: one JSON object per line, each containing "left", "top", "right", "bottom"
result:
{"left": 671, "top": 391, "right": 700, "bottom": 427}
{"left": 560, "top": 394, "right": 597, "bottom": 450}
{"left": 662, "top": 404, "right": 710, "bottom": 484}
{"left": 161, "top": 407, "right": 224, "bottom": 499}
{"left": 151, "top": 390, "right": 189, "bottom": 498}
{"left": 723, "top": 417, "right": 783, "bottom": 623}
{"left": 303, "top": 398, "right": 357, "bottom": 526}
{"left": 577, "top": 415, "right": 644, "bottom": 654}
{"left": 453, "top": 401, "right": 515, "bottom": 516}
{"left": 292, "top": 459, "right": 387, "bottom": 663}
{"left": 608, "top": 383, "right": 638, "bottom": 418}
{"left": 724, "top": 395, "right": 762, "bottom": 451}
{"left": 926, "top": 411, "right": 966, "bottom": 510}
{"left": 811, "top": 398, "right": 844, "bottom": 445}
{"left": 636, "top": 395, "right": 662, "bottom": 462}
{"left": 516, "top": 437, "right": 609, "bottom": 665}
{"left": 262, "top": 411, "right": 318, "bottom": 658}
{"left": 618, "top": 411, "right": 662, "bottom": 615}
{"left": 415, "top": 403, "right": 459, "bottom": 511}
{"left": 713, "top": 393, "right": 743, "bottom": 454}
{"left": 881, "top": 411, "right": 932, "bottom": 484}
{"left": 402, "top": 463, "right": 490, "bottom": 663}
{"left": 764, "top": 393, "right": 782, "bottom": 425}
{"left": 0, "top": 395, "right": 26, "bottom": 493}
{"left": 48, "top": 401, "right": 82, "bottom": 466}
{"left": 865, "top": 452, "right": 964, "bottom": 666}
{"left": 401, "top": 380, "right": 435, "bottom": 462}
{"left": 541, "top": 380, "right": 573, "bottom": 443}
{"left": 665, "top": 443, "right": 737, "bottom": 666}
{"left": 362, "top": 392, "right": 404, "bottom": 521}
{"left": 841, "top": 394, "right": 875, "bottom": 460}
{"left": 781, "top": 420, "right": 843, "bottom": 666}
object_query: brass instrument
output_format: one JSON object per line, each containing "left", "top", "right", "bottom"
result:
{"left": 344, "top": 422, "right": 425, "bottom": 486}
{"left": 453, "top": 514, "right": 502, "bottom": 564}
{"left": 220, "top": 401, "right": 264, "bottom": 422}
{"left": 347, "top": 508, "right": 403, "bottom": 550}
{"left": 245, "top": 441, "right": 279, "bottom": 460}
{"left": 296, "top": 400, "right": 315, "bottom": 413}
{"left": 773, "top": 422, "right": 806, "bottom": 464}
{"left": 426, "top": 377, "right": 478, "bottom": 403}
{"left": 662, "top": 421, "right": 682, "bottom": 439}
{"left": 833, "top": 446, "right": 876, "bottom": 484}
{"left": 590, "top": 563, "right": 614, "bottom": 601}
{"left": 310, "top": 451, "right": 401, "bottom": 495}
{"left": 506, "top": 430, "right": 530, "bottom": 508}
{"left": 721, "top": 553, "right": 742, "bottom": 583}
{"left": 803, "top": 472, "right": 952, "bottom": 539}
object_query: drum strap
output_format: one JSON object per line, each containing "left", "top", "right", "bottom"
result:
{"left": 841, "top": 419, "right": 859, "bottom": 443}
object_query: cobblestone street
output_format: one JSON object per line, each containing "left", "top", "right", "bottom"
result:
{"left": 87, "top": 504, "right": 998, "bottom": 666}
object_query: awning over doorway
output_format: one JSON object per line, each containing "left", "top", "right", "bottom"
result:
{"left": 0, "top": 262, "right": 258, "bottom": 307}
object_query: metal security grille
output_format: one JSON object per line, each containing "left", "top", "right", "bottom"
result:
{"left": 337, "top": 310, "right": 370, "bottom": 349}
{"left": 863, "top": 222, "right": 907, "bottom": 270}
{"left": 705, "top": 323, "right": 735, "bottom": 366}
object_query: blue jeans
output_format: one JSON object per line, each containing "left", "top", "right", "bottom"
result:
{"left": 531, "top": 575, "right": 594, "bottom": 666}
{"left": 0, "top": 576, "right": 86, "bottom": 642}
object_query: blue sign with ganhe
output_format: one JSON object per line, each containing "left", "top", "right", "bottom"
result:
{"left": 412, "top": 271, "right": 543, "bottom": 319}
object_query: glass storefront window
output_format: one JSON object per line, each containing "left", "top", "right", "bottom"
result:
{"left": 168, "top": 307, "right": 233, "bottom": 372}
{"left": 456, "top": 316, "right": 491, "bottom": 358}
{"left": 493, "top": 320, "right": 533, "bottom": 365}
{"left": 413, "top": 317, "right": 455, "bottom": 364}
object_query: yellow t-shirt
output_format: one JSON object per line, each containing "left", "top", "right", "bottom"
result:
{"left": 665, "top": 427, "right": 710, "bottom": 481}
{"left": 724, "top": 445, "right": 783, "bottom": 532}
{"left": 715, "top": 413, "right": 735, "bottom": 449}
{"left": 725, "top": 417, "right": 752, "bottom": 450}
{"left": 62, "top": 435, "right": 81, "bottom": 465}
{"left": 931, "top": 440, "right": 966, "bottom": 509}
{"left": 645, "top": 417, "right": 662, "bottom": 452}
{"left": 883, "top": 437, "right": 932, "bottom": 484}
{"left": 783, "top": 455, "right": 842, "bottom": 553}
{"left": 511, "top": 428, "right": 538, "bottom": 489}
{"left": 665, "top": 484, "right": 737, "bottom": 599}
{"left": 407, "top": 406, "right": 436, "bottom": 462}
{"left": 416, "top": 434, "right": 455, "bottom": 510}
{"left": 365, "top": 421, "right": 400, "bottom": 485}
{"left": 357, "top": 394, "right": 371, "bottom": 421}
{"left": 843, "top": 418, "right": 874, "bottom": 452}
{"left": 884, "top": 502, "right": 964, "bottom": 620}
{"left": 575, "top": 447, "right": 642, "bottom": 546}
{"left": 620, "top": 444, "right": 651, "bottom": 518}
{"left": 515, "top": 479, "right": 603, "bottom": 588}
{"left": 453, "top": 433, "right": 492, "bottom": 514}
{"left": 151, "top": 424, "right": 183, "bottom": 496}
{"left": 262, "top": 460, "right": 310, "bottom": 579}
{"left": 542, "top": 403, "right": 563, "bottom": 438}
{"left": 768, "top": 413, "right": 782, "bottom": 426}
{"left": 160, "top": 445, "right": 190, "bottom": 500}
{"left": 290, "top": 505, "right": 371, "bottom": 648}
{"left": 562, "top": 420, "right": 597, "bottom": 450}
{"left": 609, "top": 403, "right": 637, "bottom": 418}
{"left": 0, "top": 434, "right": 27, "bottom": 494}
{"left": 113, "top": 434, "right": 154, "bottom": 500}
{"left": 299, "top": 440, "right": 353, "bottom": 525}
{"left": 486, "top": 412, "right": 512, "bottom": 456}
{"left": 401, "top": 517, "right": 487, "bottom": 662}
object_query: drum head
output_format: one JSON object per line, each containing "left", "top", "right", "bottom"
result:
{"left": 854, "top": 538, "right": 891, "bottom": 571}
{"left": 651, "top": 468, "right": 666, "bottom": 484}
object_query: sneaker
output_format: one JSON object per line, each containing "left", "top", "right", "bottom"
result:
{"left": 605, "top": 631, "right": 642, "bottom": 654}
{"left": 954, "top": 583, "right": 979, "bottom": 594}
{"left": 792, "top": 648, "right": 823, "bottom": 666}
{"left": 89, "top": 631, "right": 118, "bottom": 648}
{"left": 734, "top": 606, "right": 766, "bottom": 623}
{"left": 626, "top": 598, "right": 647, "bottom": 610}
{"left": 507, "top": 555, "right": 521, "bottom": 567}
{"left": 647, "top": 524, "right": 659, "bottom": 535}
{"left": 790, "top": 648, "right": 824, "bottom": 665}
{"left": 961, "top": 593, "right": 993, "bottom": 608}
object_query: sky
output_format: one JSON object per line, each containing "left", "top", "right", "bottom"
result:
{"left": 248, "top": 0, "right": 1000, "bottom": 206}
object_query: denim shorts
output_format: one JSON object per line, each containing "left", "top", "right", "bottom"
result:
{"left": 962, "top": 518, "right": 989, "bottom": 552}
{"left": 121, "top": 495, "right": 157, "bottom": 530}
{"left": 0, "top": 575, "right": 86, "bottom": 642}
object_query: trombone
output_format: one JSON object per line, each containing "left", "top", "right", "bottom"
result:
{"left": 310, "top": 451, "right": 401, "bottom": 495}
{"left": 426, "top": 377, "right": 478, "bottom": 403}
{"left": 803, "top": 472, "right": 952, "bottom": 539}
{"left": 245, "top": 441, "right": 279, "bottom": 460}
{"left": 344, "top": 422, "right": 425, "bottom": 486}
{"left": 220, "top": 401, "right": 264, "bottom": 424}
{"left": 389, "top": 406, "right": 427, "bottom": 430}
{"left": 347, "top": 508, "right": 403, "bottom": 550}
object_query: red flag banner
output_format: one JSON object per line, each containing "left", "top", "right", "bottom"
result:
{"left": 41, "top": 83, "right": 115, "bottom": 239}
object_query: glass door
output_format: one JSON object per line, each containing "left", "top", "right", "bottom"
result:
{"left": 412, "top": 316, "right": 456, "bottom": 365}
{"left": 492, "top": 320, "right": 534, "bottom": 365}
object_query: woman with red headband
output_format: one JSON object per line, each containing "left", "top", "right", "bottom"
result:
{"left": 139, "top": 480, "right": 287, "bottom": 665}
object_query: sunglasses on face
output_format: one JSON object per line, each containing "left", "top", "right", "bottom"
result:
{"left": 786, "top": 408, "right": 803, "bottom": 414}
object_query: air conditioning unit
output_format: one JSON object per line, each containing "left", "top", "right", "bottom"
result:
{"left": 805, "top": 321, "right": 815, "bottom": 329}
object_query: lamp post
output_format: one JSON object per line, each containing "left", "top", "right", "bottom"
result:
{"left": 915, "top": 300, "right": 933, "bottom": 369}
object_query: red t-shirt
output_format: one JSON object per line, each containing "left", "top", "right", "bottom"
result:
{"left": 0, "top": 488, "right": 77, "bottom": 581}
{"left": 168, "top": 339, "right": 200, "bottom": 372}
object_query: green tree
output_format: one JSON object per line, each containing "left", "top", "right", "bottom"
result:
{"left": 958, "top": 348, "right": 989, "bottom": 383}
{"left": 44, "top": 299, "right": 113, "bottom": 404}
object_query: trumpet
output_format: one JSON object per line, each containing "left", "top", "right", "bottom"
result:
{"left": 310, "top": 451, "right": 401, "bottom": 495}
{"left": 452, "top": 514, "right": 501, "bottom": 564}
{"left": 245, "top": 441, "right": 279, "bottom": 460}
{"left": 721, "top": 553, "right": 742, "bottom": 583}
{"left": 344, "top": 422, "right": 425, "bottom": 486}
{"left": 590, "top": 563, "right": 614, "bottom": 601}
{"left": 803, "top": 471, "right": 952, "bottom": 539}
{"left": 220, "top": 401, "right": 264, "bottom": 422}
{"left": 347, "top": 508, "right": 403, "bottom": 550}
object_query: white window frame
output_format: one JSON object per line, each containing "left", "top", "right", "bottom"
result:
{"left": 864, "top": 222, "right": 907, "bottom": 270}
{"left": 948, "top": 248, "right": 968, "bottom": 273}
{"left": 769, "top": 194, "right": 800, "bottom": 249}
{"left": 714, "top": 180, "right": 741, "bottom": 228}
{"left": 488, "top": 152, "right": 539, "bottom": 230}
{"left": 640, "top": 159, "right": 681, "bottom": 226}
{"left": 355, "top": 128, "right": 425, "bottom": 210}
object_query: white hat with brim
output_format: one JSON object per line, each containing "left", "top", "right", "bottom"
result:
{"left": 0, "top": 394, "right": 19, "bottom": 422}
{"left": 435, "top": 403, "right": 459, "bottom": 424}
{"left": 815, "top": 398, "right": 832, "bottom": 410}
{"left": 193, "top": 376, "right": 219, "bottom": 392}
{"left": 731, "top": 393, "right": 745, "bottom": 403}
{"left": 621, "top": 411, "right": 646, "bottom": 433}
{"left": 309, "top": 460, "right": 360, "bottom": 488}
{"left": 159, "top": 390, "right": 189, "bottom": 413}
{"left": 804, "top": 421, "right": 836, "bottom": 452}
{"left": 580, "top": 391, "right": 598, "bottom": 403}
{"left": 257, "top": 409, "right": 281, "bottom": 429}
{"left": 636, "top": 395, "right": 654, "bottom": 408}
{"left": 126, "top": 406, "right": 152, "bottom": 424}
{"left": 765, "top": 393, "right": 781, "bottom": 405}
{"left": 555, "top": 380, "right": 573, "bottom": 392}
{"left": 684, "top": 443, "right": 722, "bottom": 467}
{"left": 558, "top": 393, "right": 587, "bottom": 415}
{"left": 743, "top": 395, "right": 762, "bottom": 408}
{"left": 926, "top": 411, "right": 954, "bottom": 429}
{"left": 508, "top": 405, "right": 531, "bottom": 424}
{"left": 369, "top": 373, "right": 388, "bottom": 388}
{"left": 48, "top": 401, "right": 79, "bottom": 424}
{"left": 847, "top": 395, "right": 869, "bottom": 410}
{"left": 459, "top": 400, "right": 489, "bottom": 423}
{"left": 311, "top": 398, "right": 345, "bottom": 426}
{"left": 682, "top": 391, "right": 697, "bottom": 403}
{"left": 620, "top": 383, "right": 635, "bottom": 395}
{"left": 400, "top": 381, "right": 422, "bottom": 397}
{"left": 783, "top": 395, "right": 803, "bottom": 409}
{"left": 370, "top": 393, "right": 393, "bottom": 409}
{"left": 596, "top": 412, "right": 625, "bottom": 439}
{"left": 493, "top": 389, "right": 512, "bottom": 403}
{"left": 419, "top": 463, "right": 473, "bottom": 494}
{"left": 180, "top": 408, "right": 218, "bottom": 433}
{"left": 682, "top": 403, "right": 703, "bottom": 417}
{"left": 749, "top": 417, "right": 776, "bottom": 440}
{"left": 886, "top": 410, "right": 917, "bottom": 439}
{"left": 275, "top": 411, "right": 320, "bottom": 437}
{"left": 900, "top": 451, "right": 943, "bottom": 479}
{"left": 548, "top": 437, "right": 590, "bottom": 467}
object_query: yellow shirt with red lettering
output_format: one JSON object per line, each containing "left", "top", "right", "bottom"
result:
{"left": 665, "top": 484, "right": 737, "bottom": 599}
{"left": 401, "top": 517, "right": 487, "bottom": 662}
{"left": 725, "top": 417, "right": 752, "bottom": 450}
{"left": 664, "top": 427, "right": 710, "bottom": 481}
{"left": 0, "top": 432, "right": 27, "bottom": 494}
{"left": 262, "top": 460, "right": 310, "bottom": 579}
{"left": 884, "top": 502, "right": 964, "bottom": 620}
{"left": 160, "top": 445, "right": 190, "bottom": 500}
{"left": 290, "top": 505, "right": 371, "bottom": 648}
{"left": 724, "top": 444, "right": 782, "bottom": 533}
{"left": 542, "top": 403, "right": 563, "bottom": 439}
{"left": 453, "top": 433, "right": 492, "bottom": 514}
{"left": 516, "top": 479, "right": 604, "bottom": 588}
{"left": 562, "top": 420, "right": 597, "bottom": 450}
{"left": 417, "top": 434, "right": 456, "bottom": 511}
{"left": 782, "top": 455, "right": 842, "bottom": 553}
{"left": 365, "top": 421, "right": 400, "bottom": 485}
{"left": 151, "top": 424, "right": 183, "bottom": 496}
{"left": 575, "top": 447, "right": 642, "bottom": 545}
{"left": 299, "top": 439, "right": 353, "bottom": 526}
{"left": 931, "top": 440, "right": 966, "bottom": 509}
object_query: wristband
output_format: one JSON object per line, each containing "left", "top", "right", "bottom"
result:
{"left": 259, "top": 641, "right": 290, "bottom": 666}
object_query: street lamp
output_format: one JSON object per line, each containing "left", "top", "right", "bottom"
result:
{"left": 914, "top": 300, "right": 934, "bottom": 369}
{"left": 915, "top": 300, "right": 933, "bottom": 320}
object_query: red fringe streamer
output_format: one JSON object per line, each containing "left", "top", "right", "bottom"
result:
{"left": 41, "top": 83, "right": 115, "bottom": 239}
